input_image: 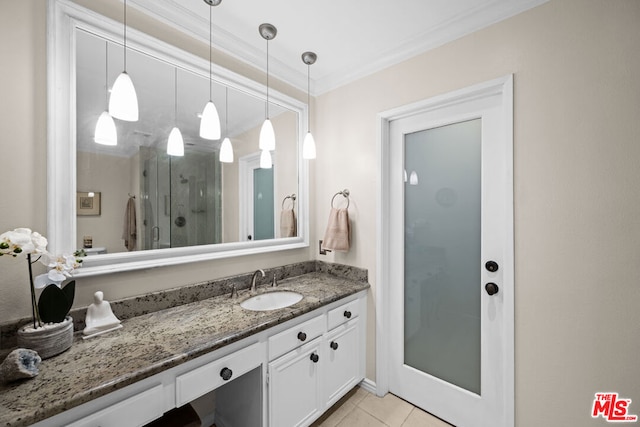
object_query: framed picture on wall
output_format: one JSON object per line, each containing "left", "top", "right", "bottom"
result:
{"left": 77, "top": 192, "right": 101, "bottom": 216}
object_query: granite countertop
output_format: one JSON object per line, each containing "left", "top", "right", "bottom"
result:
{"left": 0, "top": 272, "right": 369, "bottom": 427}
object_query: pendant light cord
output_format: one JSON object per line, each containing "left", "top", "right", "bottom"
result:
{"left": 225, "top": 86, "right": 228, "bottom": 133}
{"left": 307, "top": 63, "right": 311, "bottom": 133}
{"left": 266, "top": 38, "right": 270, "bottom": 119}
{"left": 209, "top": 4, "right": 213, "bottom": 100}
{"left": 174, "top": 68, "right": 178, "bottom": 126}
{"left": 104, "top": 41, "right": 109, "bottom": 107}
{"left": 123, "top": 0, "right": 127, "bottom": 71}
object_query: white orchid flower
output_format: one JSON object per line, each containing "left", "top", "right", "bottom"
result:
{"left": 35, "top": 253, "right": 81, "bottom": 288}
{"left": 30, "top": 231, "right": 48, "bottom": 254}
{"left": 0, "top": 228, "right": 48, "bottom": 256}
{"left": 34, "top": 273, "right": 57, "bottom": 289}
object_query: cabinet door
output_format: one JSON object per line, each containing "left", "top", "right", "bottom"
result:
{"left": 323, "top": 319, "right": 360, "bottom": 407}
{"left": 269, "top": 338, "right": 322, "bottom": 427}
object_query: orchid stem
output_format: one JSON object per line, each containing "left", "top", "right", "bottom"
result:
{"left": 27, "top": 254, "right": 42, "bottom": 328}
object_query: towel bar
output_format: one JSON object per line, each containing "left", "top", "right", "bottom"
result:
{"left": 282, "top": 193, "right": 296, "bottom": 209}
{"left": 331, "top": 189, "right": 350, "bottom": 209}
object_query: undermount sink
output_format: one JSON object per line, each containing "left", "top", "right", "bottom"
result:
{"left": 240, "top": 291, "right": 303, "bottom": 311}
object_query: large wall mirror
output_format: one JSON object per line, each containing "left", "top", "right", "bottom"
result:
{"left": 48, "top": 0, "right": 309, "bottom": 277}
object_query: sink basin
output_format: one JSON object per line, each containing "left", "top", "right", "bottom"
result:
{"left": 240, "top": 291, "right": 303, "bottom": 311}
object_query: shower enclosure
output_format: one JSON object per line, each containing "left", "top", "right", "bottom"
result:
{"left": 140, "top": 146, "right": 222, "bottom": 250}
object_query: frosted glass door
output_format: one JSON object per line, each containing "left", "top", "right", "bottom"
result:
{"left": 388, "top": 77, "right": 514, "bottom": 427}
{"left": 404, "top": 119, "right": 481, "bottom": 394}
{"left": 253, "top": 168, "right": 274, "bottom": 241}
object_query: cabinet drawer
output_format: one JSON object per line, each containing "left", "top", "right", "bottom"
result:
{"left": 175, "top": 342, "right": 261, "bottom": 406}
{"left": 327, "top": 298, "right": 359, "bottom": 330}
{"left": 269, "top": 314, "right": 325, "bottom": 360}
{"left": 68, "top": 384, "right": 165, "bottom": 427}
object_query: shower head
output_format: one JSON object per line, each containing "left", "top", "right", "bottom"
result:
{"left": 179, "top": 174, "right": 189, "bottom": 184}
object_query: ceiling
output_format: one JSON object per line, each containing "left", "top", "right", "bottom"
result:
{"left": 128, "top": 0, "right": 547, "bottom": 95}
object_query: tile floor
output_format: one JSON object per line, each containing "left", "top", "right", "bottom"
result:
{"left": 310, "top": 386, "right": 453, "bottom": 427}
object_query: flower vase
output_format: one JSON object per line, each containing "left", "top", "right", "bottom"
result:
{"left": 17, "top": 316, "right": 74, "bottom": 359}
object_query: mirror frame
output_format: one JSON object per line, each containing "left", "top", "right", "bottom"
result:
{"left": 47, "top": 0, "right": 309, "bottom": 277}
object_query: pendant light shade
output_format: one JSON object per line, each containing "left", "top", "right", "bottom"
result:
{"left": 167, "top": 68, "right": 184, "bottom": 157}
{"left": 109, "top": 0, "right": 138, "bottom": 122}
{"left": 259, "top": 23, "right": 277, "bottom": 152}
{"left": 94, "top": 111, "right": 117, "bottom": 146}
{"left": 260, "top": 149, "right": 272, "bottom": 169}
{"left": 95, "top": 41, "right": 117, "bottom": 146}
{"left": 259, "top": 118, "right": 275, "bottom": 151}
{"left": 303, "top": 132, "right": 316, "bottom": 159}
{"left": 167, "top": 127, "right": 184, "bottom": 156}
{"left": 219, "top": 87, "right": 234, "bottom": 163}
{"left": 219, "top": 86, "right": 233, "bottom": 163}
{"left": 200, "top": 101, "right": 221, "bottom": 140}
{"left": 301, "top": 51, "right": 317, "bottom": 159}
{"left": 220, "top": 137, "right": 233, "bottom": 163}
{"left": 200, "top": 0, "right": 222, "bottom": 140}
{"left": 109, "top": 72, "right": 138, "bottom": 121}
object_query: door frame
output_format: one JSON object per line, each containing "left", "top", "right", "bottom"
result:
{"left": 375, "top": 75, "right": 514, "bottom": 425}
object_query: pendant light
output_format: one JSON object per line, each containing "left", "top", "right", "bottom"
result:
{"left": 109, "top": 0, "right": 139, "bottom": 122}
{"left": 301, "top": 51, "right": 317, "bottom": 159}
{"left": 199, "top": 0, "right": 222, "bottom": 140}
{"left": 219, "top": 87, "right": 234, "bottom": 163}
{"left": 94, "top": 42, "right": 117, "bottom": 146}
{"left": 260, "top": 149, "right": 272, "bottom": 169}
{"left": 167, "top": 68, "right": 184, "bottom": 157}
{"left": 258, "top": 23, "right": 277, "bottom": 152}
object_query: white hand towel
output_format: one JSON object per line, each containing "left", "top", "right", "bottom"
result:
{"left": 321, "top": 208, "right": 350, "bottom": 252}
{"left": 280, "top": 209, "right": 297, "bottom": 237}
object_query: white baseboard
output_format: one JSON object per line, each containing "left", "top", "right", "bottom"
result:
{"left": 358, "top": 378, "right": 377, "bottom": 395}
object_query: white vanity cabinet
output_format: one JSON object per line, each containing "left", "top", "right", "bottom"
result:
{"left": 267, "top": 294, "right": 366, "bottom": 427}
{"left": 28, "top": 290, "right": 367, "bottom": 427}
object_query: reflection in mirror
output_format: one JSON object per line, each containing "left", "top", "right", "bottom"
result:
{"left": 75, "top": 29, "right": 299, "bottom": 257}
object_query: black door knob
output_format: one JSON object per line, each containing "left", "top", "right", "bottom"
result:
{"left": 310, "top": 353, "right": 319, "bottom": 363}
{"left": 220, "top": 367, "right": 233, "bottom": 381}
{"left": 297, "top": 332, "right": 307, "bottom": 341}
{"left": 485, "top": 282, "right": 499, "bottom": 296}
{"left": 485, "top": 261, "right": 499, "bottom": 272}
{"left": 330, "top": 341, "right": 339, "bottom": 350}
{"left": 343, "top": 310, "right": 352, "bottom": 319}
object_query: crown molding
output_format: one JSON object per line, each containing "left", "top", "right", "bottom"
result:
{"left": 127, "top": 0, "right": 309, "bottom": 92}
{"left": 312, "top": 0, "right": 548, "bottom": 94}
{"left": 127, "top": 0, "right": 547, "bottom": 96}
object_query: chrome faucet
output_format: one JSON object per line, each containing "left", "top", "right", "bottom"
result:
{"left": 250, "top": 269, "right": 265, "bottom": 292}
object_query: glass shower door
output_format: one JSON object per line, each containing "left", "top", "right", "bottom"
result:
{"left": 141, "top": 147, "right": 170, "bottom": 250}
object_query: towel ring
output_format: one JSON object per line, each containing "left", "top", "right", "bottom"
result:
{"left": 331, "top": 189, "right": 350, "bottom": 209}
{"left": 282, "top": 194, "right": 296, "bottom": 210}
